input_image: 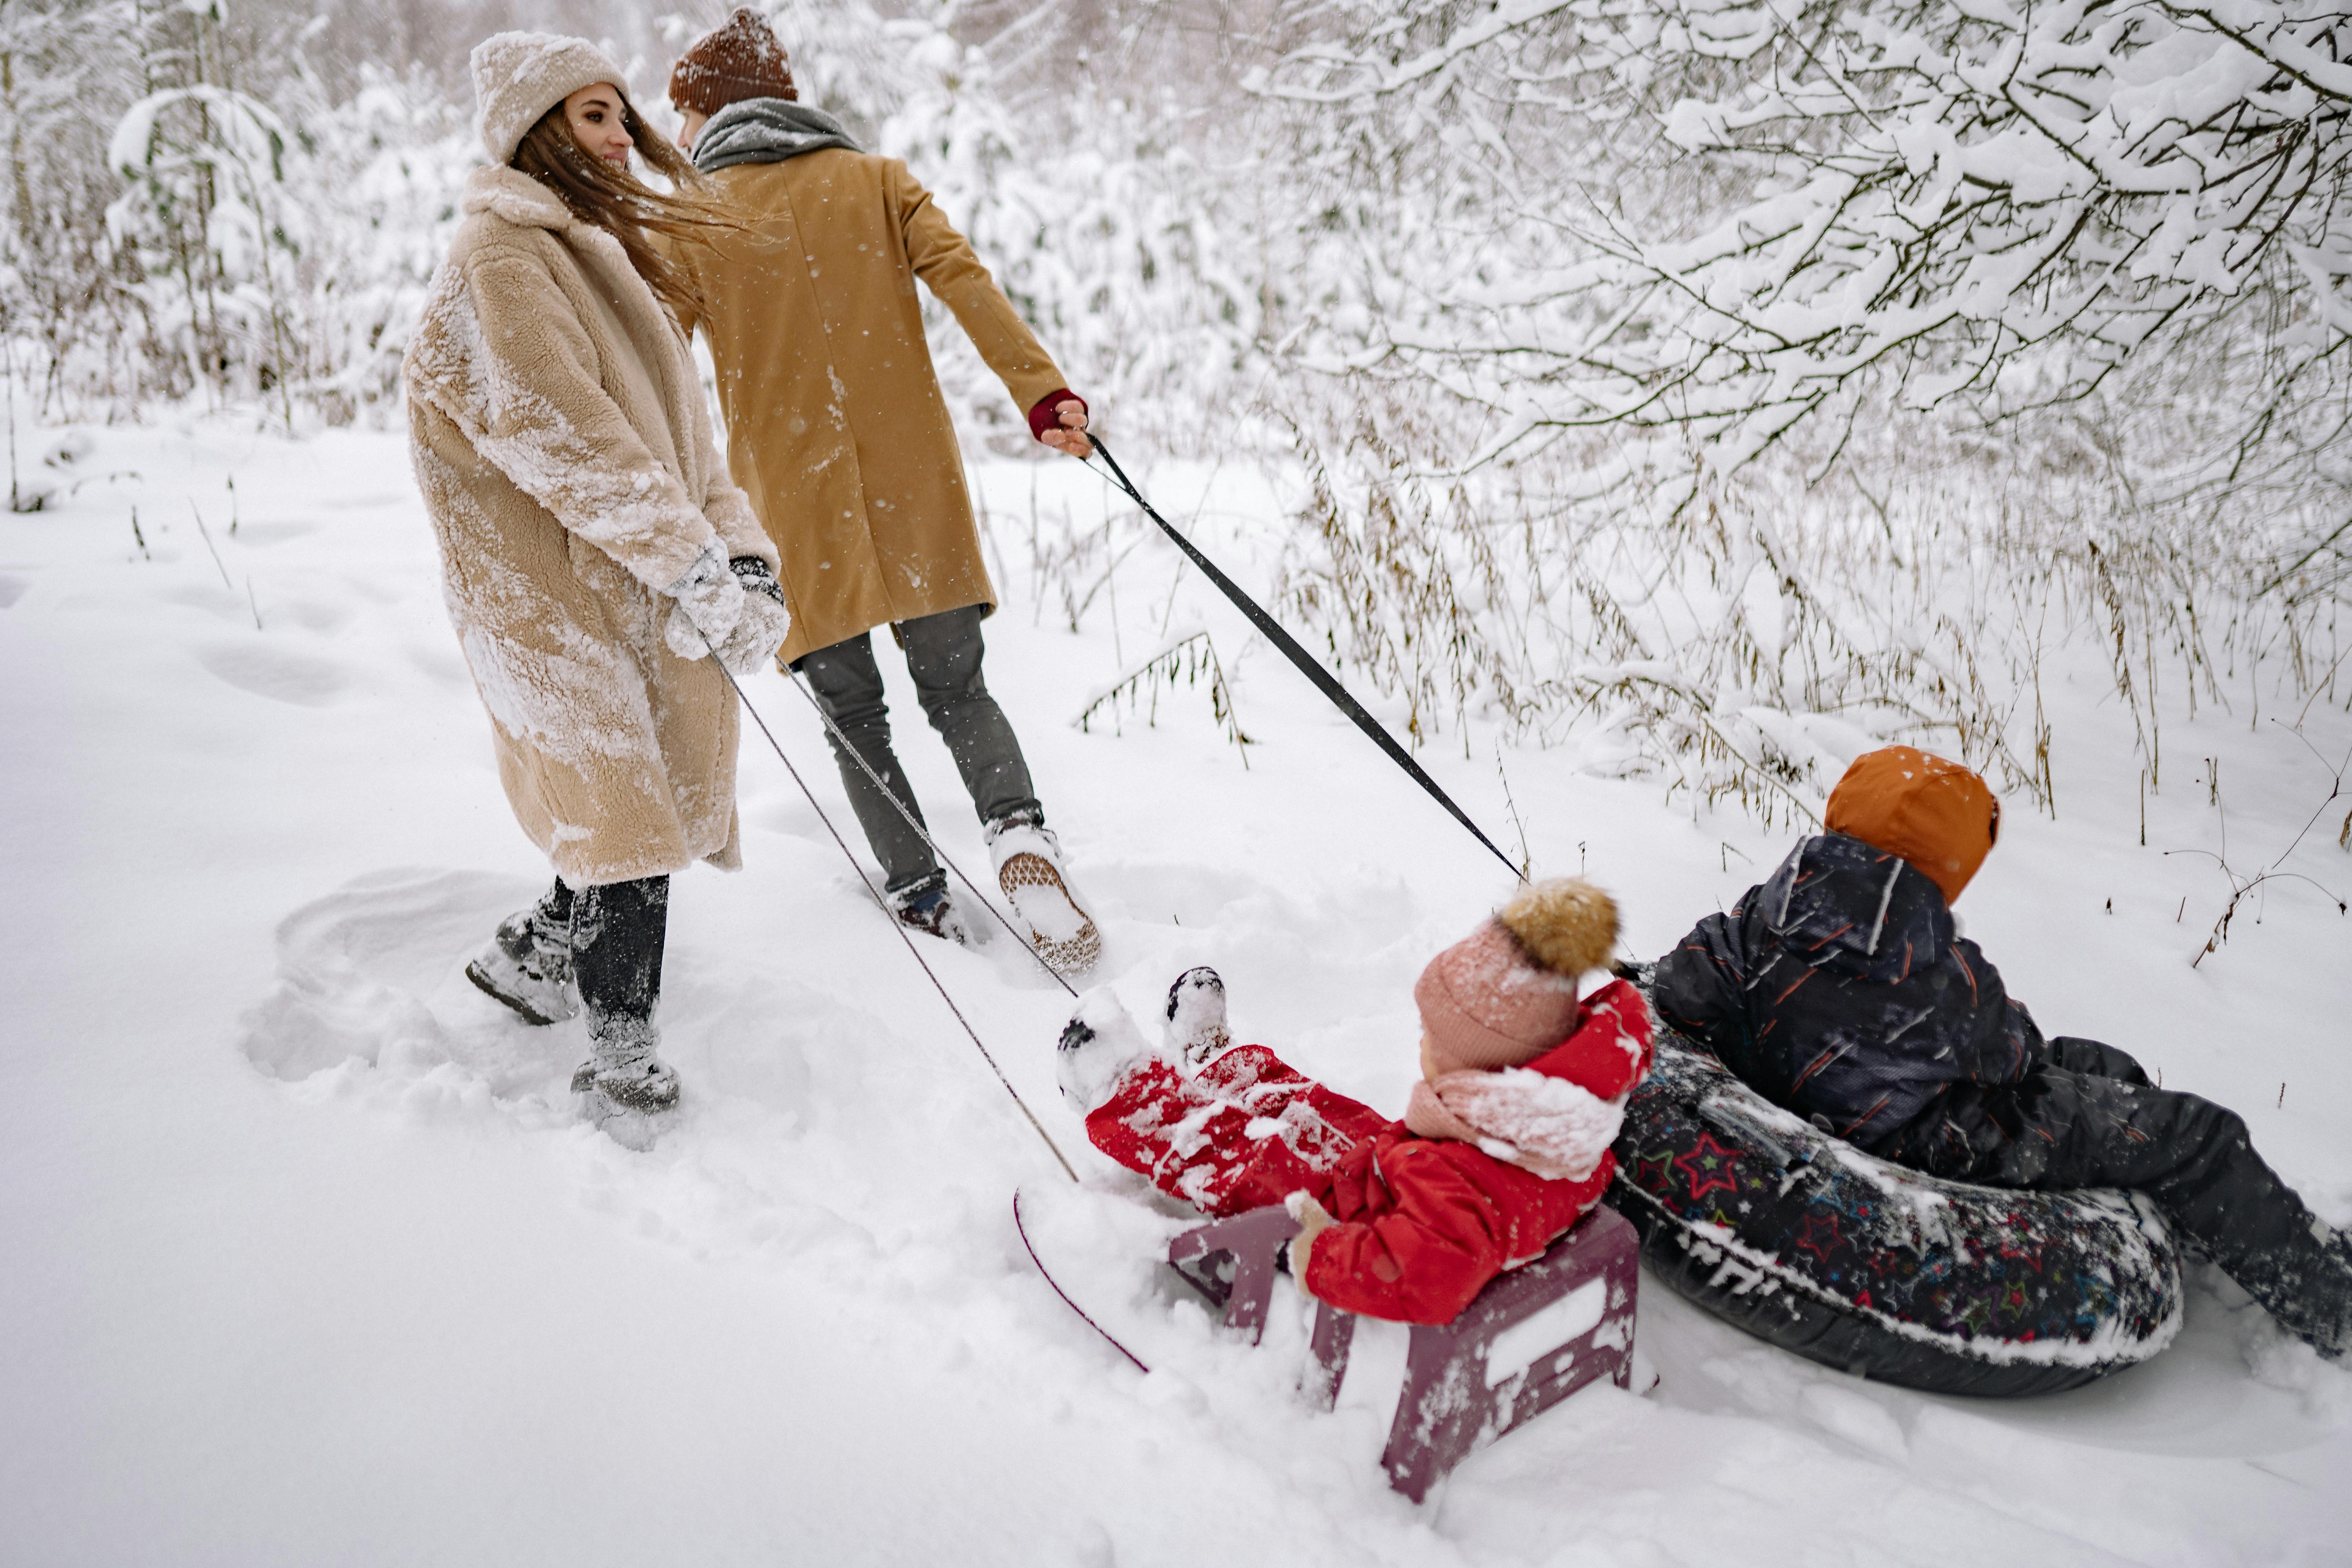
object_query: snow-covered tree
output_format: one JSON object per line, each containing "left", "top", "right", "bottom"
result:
{"left": 109, "top": 81, "right": 309, "bottom": 420}
{"left": 1237, "top": 0, "right": 2350, "bottom": 812}
{"left": 720, "top": 0, "right": 1267, "bottom": 449}
{"left": 1256, "top": 0, "right": 2352, "bottom": 537}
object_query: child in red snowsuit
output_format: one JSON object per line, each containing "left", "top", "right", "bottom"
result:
{"left": 1055, "top": 879, "right": 1653, "bottom": 1325}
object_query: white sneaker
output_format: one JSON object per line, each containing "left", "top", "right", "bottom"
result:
{"left": 988, "top": 819, "right": 1100, "bottom": 975}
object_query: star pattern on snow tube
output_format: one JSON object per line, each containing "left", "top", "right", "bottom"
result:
{"left": 1998, "top": 1238, "right": 2045, "bottom": 1274}
{"left": 1795, "top": 1209, "right": 1846, "bottom": 1261}
{"left": 1673, "top": 1132, "right": 1742, "bottom": 1202}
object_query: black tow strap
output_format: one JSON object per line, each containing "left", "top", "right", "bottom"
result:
{"left": 1085, "top": 433, "right": 1522, "bottom": 880}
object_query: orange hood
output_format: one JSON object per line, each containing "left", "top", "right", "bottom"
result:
{"left": 1823, "top": 747, "right": 2000, "bottom": 906}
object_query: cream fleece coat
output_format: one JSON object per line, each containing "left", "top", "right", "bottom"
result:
{"left": 403, "top": 166, "right": 779, "bottom": 887}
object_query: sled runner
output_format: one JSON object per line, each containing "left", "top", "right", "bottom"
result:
{"left": 1166, "top": 1203, "right": 1641, "bottom": 1501}
{"left": 1610, "top": 1012, "right": 2184, "bottom": 1396}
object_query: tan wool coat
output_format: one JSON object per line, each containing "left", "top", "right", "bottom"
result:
{"left": 673, "top": 151, "right": 1069, "bottom": 663}
{"left": 403, "top": 166, "right": 780, "bottom": 887}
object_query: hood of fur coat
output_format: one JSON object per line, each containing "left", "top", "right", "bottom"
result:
{"left": 460, "top": 165, "right": 590, "bottom": 238}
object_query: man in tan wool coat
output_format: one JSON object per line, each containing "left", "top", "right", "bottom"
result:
{"left": 666, "top": 7, "right": 1098, "bottom": 971}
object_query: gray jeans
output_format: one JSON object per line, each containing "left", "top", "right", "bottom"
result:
{"left": 791, "top": 605, "right": 1042, "bottom": 896}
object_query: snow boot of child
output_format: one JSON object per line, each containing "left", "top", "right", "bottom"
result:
{"left": 988, "top": 813, "right": 1099, "bottom": 975}
{"left": 566, "top": 875, "right": 680, "bottom": 1118}
{"left": 2325, "top": 1230, "right": 2352, "bottom": 1361}
{"left": 2242, "top": 1225, "right": 2352, "bottom": 1361}
{"left": 1057, "top": 989, "right": 1157, "bottom": 1112}
{"left": 465, "top": 881, "right": 578, "bottom": 1025}
{"left": 890, "top": 874, "right": 973, "bottom": 945}
{"left": 1163, "top": 966, "right": 1230, "bottom": 1067}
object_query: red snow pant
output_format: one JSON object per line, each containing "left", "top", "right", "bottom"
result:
{"left": 1083, "top": 1045, "right": 1616, "bottom": 1325}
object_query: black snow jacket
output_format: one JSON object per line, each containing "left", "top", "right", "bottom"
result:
{"left": 1650, "top": 832, "right": 2041, "bottom": 1144}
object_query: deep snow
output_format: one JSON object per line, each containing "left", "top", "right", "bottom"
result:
{"left": 2, "top": 416, "right": 2348, "bottom": 1566}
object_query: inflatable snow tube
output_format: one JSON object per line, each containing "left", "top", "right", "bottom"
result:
{"left": 1606, "top": 1022, "right": 2184, "bottom": 1396}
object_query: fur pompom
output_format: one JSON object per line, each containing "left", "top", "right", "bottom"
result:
{"left": 1497, "top": 877, "right": 1619, "bottom": 978}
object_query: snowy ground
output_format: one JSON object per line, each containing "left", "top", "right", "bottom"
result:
{"left": 2, "top": 416, "right": 2348, "bottom": 1566}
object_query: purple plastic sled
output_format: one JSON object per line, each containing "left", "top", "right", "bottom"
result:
{"left": 1168, "top": 1204, "right": 1639, "bottom": 1501}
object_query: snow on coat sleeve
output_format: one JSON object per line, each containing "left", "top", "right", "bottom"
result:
{"left": 1082, "top": 1046, "right": 1388, "bottom": 1218}
{"left": 886, "top": 160, "right": 1069, "bottom": 418}
{"left": 442, "top": 252, "right": 723, "bottom": 594}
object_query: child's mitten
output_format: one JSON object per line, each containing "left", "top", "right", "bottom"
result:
{"left": 1285, "top": 1191, "right": 1335, "bottom": 1290}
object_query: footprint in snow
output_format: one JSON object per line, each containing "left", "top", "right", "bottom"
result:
{"left": 238, "top": 866, "right": 830, "bottom": 1127}
{"left": 237, "top": 867, "right": 565, "bottom": 1093}
{"left": 194, "top": 639, "right": 350, "bottom": 707}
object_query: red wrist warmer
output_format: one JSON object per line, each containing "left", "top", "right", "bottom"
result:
{"left": 1028, "top": 389, "right": 1085, "bottom": 443}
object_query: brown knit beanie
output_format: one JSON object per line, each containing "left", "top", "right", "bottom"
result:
{"left": 1413, "top": 879, "right": 1620, "bottom": 1075}
{"left": 670, "top": 9, "right": 796, "bottom": 117}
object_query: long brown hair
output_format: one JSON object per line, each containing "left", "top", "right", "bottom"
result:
{"left": 511, "top": 95, "right": 728, "bottom": 322}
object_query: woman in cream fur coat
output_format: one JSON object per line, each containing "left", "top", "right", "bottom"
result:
{"left": 403, "top": 33, "right": 790, "bottom": 1117}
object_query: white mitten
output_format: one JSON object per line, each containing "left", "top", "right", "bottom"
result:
{"left": 717, "top": 559, "right": 793, "bottom": 675}
{"left": 662, "top": 541, "right": 743, "bottom": 660}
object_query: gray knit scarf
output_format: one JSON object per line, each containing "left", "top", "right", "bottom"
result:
{"left": 689, "top": 98, "right": 862, "bottom": 173}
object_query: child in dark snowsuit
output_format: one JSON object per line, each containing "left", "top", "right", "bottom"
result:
{"left": 1651, "top": 746, "right": 2352, "bottom": 1359}
{"left": 1057, "top": 880, "right": 1651, "bottom": 1325}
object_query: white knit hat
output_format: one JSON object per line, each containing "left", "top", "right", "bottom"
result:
{"left": 470, "top": 31, "right": 631, "bottom": 166}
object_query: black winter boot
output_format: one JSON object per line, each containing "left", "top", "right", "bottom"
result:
{"left": 466, "top": 880, "right": 578, "bottom": 1025}
{"left": 567, "top": 876, "right": 680, "bottom": 1115}
{"left": 889, "top": 874, "right": 971, "bottom": 945}
{"left": 2235, "top": 1226, "right": 2352, "bottom": 1361}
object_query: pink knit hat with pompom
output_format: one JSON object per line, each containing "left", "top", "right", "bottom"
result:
{"left": 1414, "top": 878, "right": 1620, "bottom": 1073}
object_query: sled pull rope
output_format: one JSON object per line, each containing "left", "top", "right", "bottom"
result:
{"left": 782, "top": 668, "right": 1079, "bottom": 999}
{"left": 1083, "top": 433, "right": 1522, "bottom": 881}
{"left": 710, "top": 651, "right": 1080, "bottom": 1183}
